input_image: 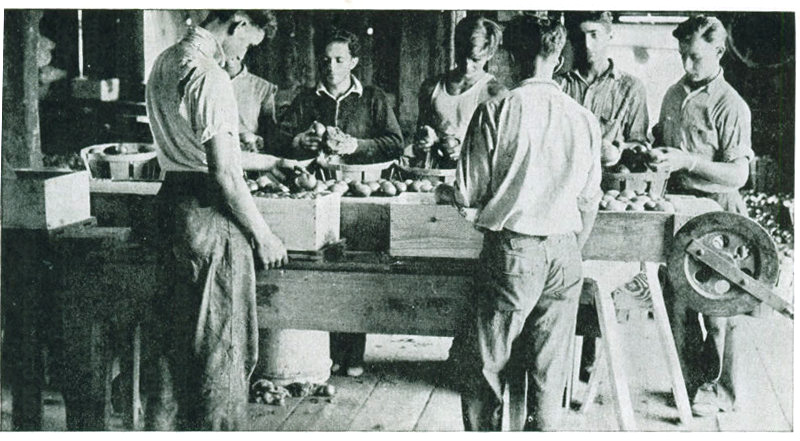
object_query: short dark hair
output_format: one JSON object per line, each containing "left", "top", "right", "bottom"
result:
{"left": 563, "top": 11, "right": 615, "bottom": 32}
{"left": 503, "top": 15, "right": 566, "bottom": 64}
{"left": 202, "top": 10, "right": 278, "bottom": 39}
{"left": 454, "top": 16, "right": 503, "bottom": 62}
{"left": 316, "top": 26, "right": 361, "bottom": 58}
{"left": 672, "top": 15, "right": 728, "bottom": 49}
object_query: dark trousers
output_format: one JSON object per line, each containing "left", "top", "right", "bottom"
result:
{"left": 660, "top": 266, "right": 756, "bottom": 410}
{"left": 456, "top": 231, "right": 583, "bottom": 431}
{"left": 660, "top": 188, "right": 756, "bottom": 410}
{"left": 330, "top": 333, "right": 367, "bottom": 367}
{"left": 143, "top": 173, "right": 259, "bottom": 430}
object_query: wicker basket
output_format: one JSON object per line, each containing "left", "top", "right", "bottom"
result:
{"left": 81, "top": 143, "right": 160, "bottom": 180}
{"left": 319, "top": 157, "right": 396, "bottom": 182}
{"left": 396, "top": 164, "right": 456, "bottom": 185}
{"left": 601, "top": 170, "right": 671, "bottom": 196}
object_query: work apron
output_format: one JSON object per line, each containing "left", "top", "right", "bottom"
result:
{"left": 143, "top": 171, "right": 258, "bottom": 430}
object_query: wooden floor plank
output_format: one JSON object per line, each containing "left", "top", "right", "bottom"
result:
{"left": 413, "top": 387, "right": 462, "bottom": 431}
{"left": 248, "top": 397, "right": 305, "bottom": 431}
{"left": 348, "top": 364, "right": 436, "bottom": 431}
{"left": 279, "top": 373, "right": 381, "bottom": 431}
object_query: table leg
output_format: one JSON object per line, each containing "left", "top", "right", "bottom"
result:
{"left": 580, "top": 345, "right": 605, "bottom": 415}
{"left": 594, "top": 287, "right": 637, "bottom": 430}
{"left": 2, "top": 233, "right": 46, "bottom": 430}
{"left": 644, "top": 262, "right": 693, "bottom": 425}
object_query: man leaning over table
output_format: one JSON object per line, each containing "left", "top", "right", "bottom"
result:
{"left": 144, "top": 10, "right": 299, "bottom": 430}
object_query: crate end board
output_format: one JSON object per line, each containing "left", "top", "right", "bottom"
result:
{"left": 389, "top": 202, "right": 483, "bottom": 258}
{"left": 389, "top": 200, "right": 679, "bottom": 262}
{"left": 2, "top": 170, "right": 91, "bottom": 230}
{"left": 254, "top": 193, "right": 341, "bottom": 252}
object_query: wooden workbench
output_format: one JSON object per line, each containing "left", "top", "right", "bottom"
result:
{"left": 3, "top": 190, "right": 720, "bottom": 430}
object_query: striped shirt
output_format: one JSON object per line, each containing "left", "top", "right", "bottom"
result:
{"left": 557, "top": 59, "right": 649, "bottom": 145}
{"left": 655, "top": 70, "right": 753, "bottom": 194}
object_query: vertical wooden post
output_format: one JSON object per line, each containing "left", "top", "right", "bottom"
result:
{"left": 594, "top": 288, "right": 638, "bottom": 430}
{"left": 645, "top": 262, "right": 694, "bottom": 425}
{"left": 2, "top": 9, "right": 43, "bottom": 168}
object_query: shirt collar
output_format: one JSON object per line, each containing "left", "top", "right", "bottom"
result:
{"left": 230, "top": 65, "right": 248, "bottom": 81}
{"left": 569, "top": 58, "right": 617, "bottom": 84}
{"left": 681, "top": 68, "right": 725, "bottom": 96}
{"left": 518, "top": 77, "right": 561, "bottom": 89}
{"left": 183, "top": 26, "right": 226, "bottom": 67}
{"left": 316, "top": 75, "right": 363, "bottom": 100}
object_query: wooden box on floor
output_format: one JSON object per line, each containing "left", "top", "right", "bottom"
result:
{"left": 254, "top": 192, "right": 341, "bottom": 251}
{"left": 1, "top": 169, "right": 91, "bottom": 230}
{"left": 389, "top": 192, "right": 482, "bottom": 258}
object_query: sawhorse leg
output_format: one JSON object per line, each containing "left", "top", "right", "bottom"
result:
{"left": 594, "top": 285, "right": 638, "bottom": 430}
{"left": 644, "top": 262, "right": 693, "bottom": 425}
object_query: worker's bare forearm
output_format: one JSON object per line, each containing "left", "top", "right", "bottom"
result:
{"left": 577, "top": 206, "right": 598, "bottom": 251}
{"left": 214, "top": 168, "right": 274, "bottom": 241}
{"left": 239, "top": 152, "right": 285, "bottom": 171}
{"left": 691, "top": 157, "right": 749, "bottom": 189}
{"left": 206, "top": 135, "right": 274, "bottom": 242}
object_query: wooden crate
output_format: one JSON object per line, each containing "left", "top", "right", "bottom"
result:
{"left": 389, "top": 193, "right": 722, "bottom": 262}
{"left": 389, "top": 192, "right": 482, "bottom": 258}
{"left": 2, "top": 169, "right": 91, "bottom": 230}
{"left": 254, "top": 193, "right": 341, "bottom": 251}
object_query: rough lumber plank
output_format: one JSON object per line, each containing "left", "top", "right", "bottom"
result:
{"left": 254, "top": 193, "right": 340, "bottom": 251}
{"left": 257, "top": 270, "right": 471, "bottom": 335}
{"left": 389, "top": 202, "right": 483, "bottom": 258}
{"left": 414, "top": 387, "right": 463, "bottom": 431}
{"left": 348, "top": 372, "right": 435, "bottom": 431}
{"left": 248, "top": 398, "right": 304, "bottom": 431}
{"left": 644, "top": 263, "right": 693, "bottom": 426}
{"left": 594, "top": 288, "right": 638, "bottom": 430}
{"left": 89, "top": 179, "right": 162, "bottom": 195}
{"left": 280, "top": 373, "right": 381, "bottom": 431}
{"left": 341, "top": 197, "right": 392, "bottom": 251}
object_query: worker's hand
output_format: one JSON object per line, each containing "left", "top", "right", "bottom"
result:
{"left": 276, "top": 158, "right": 302, "bottom": 170}
{"left": 414, "top": 125, "right": 438, "bottom": 156}
{"left": 240, "top": 132, "right": 264, "bottom": 152}
{"left": 253, "top": 231, "right": 288, "bottom": 270}
{"left": 293, "top": 128, "right": 323, "bottom": 152}
{"left": 330, "top": 134, "right": 358, "bottom": 155}
{"left": 434, "top": 183, "right": 456, "bottom": 205}
{"left": 648, "top": 147, "right": 694, "bottom": 173}
{"left": 440, "top": 136, "right": 462, "bottom": 161}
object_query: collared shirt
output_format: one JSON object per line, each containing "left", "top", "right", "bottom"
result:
{"left": 230, "top": 66, "right": 278, "bottom": 135}
{"left": 656, "top": 70, "right": 754, "bottom": 194}
{"left": 278, "top": 75, "right": 403, "bottom": 163}
{"left": 557, "top": 59, "right": 649, "bottom": 144}
{"left": 146, "top": 26, "right": 239, "bottom": 172}
{"left": 455, "top": 78, "right": 603, "bottom": 236}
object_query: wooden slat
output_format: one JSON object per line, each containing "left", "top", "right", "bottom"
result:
{"left": 389, "top": 202, "right": 483, "bottom": 258}
{"left": 254, "top": 193, "right": 341, "bottom": 251}
{"left": 643, "top": 263, "right": 693, "bottom": 426}
{"left": 257, "top": 270, "right": 471, "bottom": 335}
{"left": 279, "top": 373, "right": 381, "bottom": 431}
{"left": 348, "top": 373, "right": 435, "bottom": 431}
{"left": 341, "top": 197, "right": 392, "bottom": 251}
{"left": 414, "top": 387, "right": 463, "bottom": 431}
{"left": 89, "top": 179, "right": 162, "bottom": 195}
{"left": 594, "top": 288, "right": 638, "bottom": 430}
{"left": 247, "top": 398, "right": 304, "bottom": 431}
